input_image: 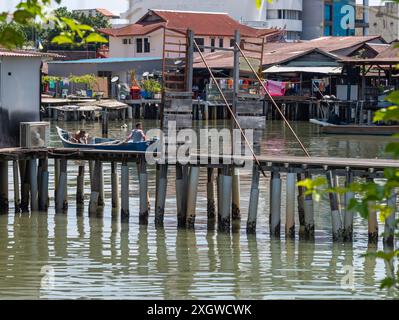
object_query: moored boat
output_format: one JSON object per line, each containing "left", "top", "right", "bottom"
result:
{"left": 309, "top": 119, "right": 399, "bottom": 136}
{"left": 57, "top": 127, "right": 155, "bottom": 151}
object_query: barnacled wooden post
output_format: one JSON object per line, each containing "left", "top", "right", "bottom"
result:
{"left": 247, "top": 166, "right": 260, "bottom": 234}
{"left": 138, "top": 156, "right": 149, "bottom": 225}
{"left": 0, "top": 161, "right": 8, "bottom": 214}
{"left": 155, "top": 164, "right": 168, "bottom": 227}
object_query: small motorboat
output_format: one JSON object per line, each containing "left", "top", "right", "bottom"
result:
{"left": 57, "top": 127, "right": 156, "bottom": 151}
{"left": 309, "top": 119, "right": 399, "bottom": 136}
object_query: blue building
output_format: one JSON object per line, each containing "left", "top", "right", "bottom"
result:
{"left": 303, "top": 0, "right": 369, "bottom": 40}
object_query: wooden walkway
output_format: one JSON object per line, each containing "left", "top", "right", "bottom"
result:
{"left": 0, "top": 147, "right": 397, "bottom": 245}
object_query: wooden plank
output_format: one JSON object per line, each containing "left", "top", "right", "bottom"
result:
{"left": 237, "top": 116, "right": 266, "bottom": 129}
{"left": 164, "top": 98, "right": 193, "bottom": 112}
{"left": 165, "top": 42, "right": 187, "bottom": 46}
{"left": 163, "top": 113, "right": 192, "bottom": 127}
{"left": 164, "top": 91, "right": 193, "bottom": 98}
{"left": 236, "top": 101, "right": 264, "bottom": 114}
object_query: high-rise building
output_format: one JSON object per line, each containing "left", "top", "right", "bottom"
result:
{"left": 302, "top": 0, "right": 369, "bottom": 40}
{"left": 122, "top": 1, "right": 369, "bottom": 41}
{"left": 122, "top": 0, "right": 303, "bottom": 40}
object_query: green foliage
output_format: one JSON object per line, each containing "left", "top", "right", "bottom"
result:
{"left": 42, "top": 74, "right": 98, "bottom": 90}
{"left": 42, "top": 75, "right": 61, "bottom": 83}
{"left": 0, "top": 1, "right": 108, "bottom": 49}
{"left": 142, "top": 79, "right": 161, "bottom": 94}
{"left": 68, "top": 74, "right": 98, "bottom": 89}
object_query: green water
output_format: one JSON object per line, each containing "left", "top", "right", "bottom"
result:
{"left": 0, "top": 120, "right": 395, "bottom": 299}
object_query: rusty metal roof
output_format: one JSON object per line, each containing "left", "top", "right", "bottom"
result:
{"left": 100, "top": 9, "right": 279, "bottom": 38}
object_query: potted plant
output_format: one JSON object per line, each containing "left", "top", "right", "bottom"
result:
{"left": 142, "top": 79, "right": 161, "bottom": 99}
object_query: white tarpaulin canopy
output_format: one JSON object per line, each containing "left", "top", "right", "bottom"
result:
{"left": 263, "top": 66, "right": 343, "bottom": 74}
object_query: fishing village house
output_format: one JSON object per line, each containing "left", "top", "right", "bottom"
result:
{"left": 0, "top": 50, "right": 58, "bottom": 148}
{"left": 193, "top": 35, "right": 389, "bottom": 97}
{"left": 99, "top": 9, "right": 282, "bottom": 59}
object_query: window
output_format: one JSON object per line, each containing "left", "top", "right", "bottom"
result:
{"left": 210, "top": 38, "right": 215, "bottom": 52}
{"left": 123, "top": 38, "right": 131, "bottom": 45}
{"left": 277, "top": 9, "right": 301, "bottom": 20}
{"left": 136, "top": 38, "right": 150, "bottom": 53}
{"left": 230, "top": 39, "right": 235, "bottom": 48}
{"left": 136, "top": 38, "right": 143, "bottom": 53}
{"left": 219, "top": 38, "right": 224, "bottom": 48}
{"left": 194, "top": 38, "right": 204, "bottom": 52}
{"left": 144, "top": 38, "right": 150, "bottom": 53}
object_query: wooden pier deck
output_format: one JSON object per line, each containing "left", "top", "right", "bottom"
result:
{"left": 0, "top": 147, "right": 397, "bottom": 245}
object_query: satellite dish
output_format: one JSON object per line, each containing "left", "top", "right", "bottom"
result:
{"left": 142, "top": 72, "right": 150, "bottom": 77}
{"left": 111, "top": 76, "right": 119, "bottom": 83}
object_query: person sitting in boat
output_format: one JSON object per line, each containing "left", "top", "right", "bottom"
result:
{"left": 71, "top": 130, "right": 88, "bottom": 144}
{"left": 124, "top": 123, "right": 147, "bottom": 143}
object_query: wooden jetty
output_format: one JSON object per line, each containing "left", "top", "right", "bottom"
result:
{"left": 0, "top": 147, "right": 397, "bottom": 246}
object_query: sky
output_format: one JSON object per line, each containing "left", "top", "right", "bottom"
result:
{"left": 0, "top": 0, "right": 386, "bottom": 14}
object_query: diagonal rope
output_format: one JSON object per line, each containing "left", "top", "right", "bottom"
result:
{"left": 235, "top": 42, "right": 311, "bottom": 158}
{"left": 193, "top": 40, "right": 267, "bottom": 177}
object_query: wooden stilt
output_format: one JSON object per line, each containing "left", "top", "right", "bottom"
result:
{"left": 247, "top": 167, "right": 260, "bottom": 233}
{"left": 39, "top": 159, "right": 49, "bottom": 211}
{"left": 29, "top": 159, "right": 38, "bottom": 212}
{"left": 384, "top": 191, "right": 396, "bottom": 246}
{"left": 207, "top": 168, "right": 216, "bottom": 221}
{"left": 368, "top": 199, "right": 378, "bottom": 244}
{"left": 297, "top": 173, "right": 305, "bottom": 237}
{"left": 54, "top": 159, "right": 59, "bottom": 202}
{"left": 285, "top": 172, "right": 296, "bottom": 238}
{"left": 327, "top": 170, "right": 343, "bottom": 241}
{"left": 155, "top": 164, "right": 168, "bottom": 227}
{"left": 343, "top": 170, "right": 354, "bottom": 241}
{"left": 98, "top": 161, "right": 104, "bottom": 207}
{"left": 76, "top": 163, "right": 85, "bottom": 207}
{"left": 19, "top": 160, "right": 30, "bottom": 212}
{"left": 232, "top": 168, "right": 241, "bottom": 221}
{"left": 217, "top": 168, "right": 223, "bottom": 226}
{"left": 89, "top": 160, "right": 101, "bottom": 215}
{"left": 56, "top": 159, "right": 68, "bottom": 213}
{"left": 176, "top": 164, "right": 186, "bottom": 228}
{"left": 0, "top": 161, "right": 8, "bottom": 214}
{"left": 270, "top": 171, "right": 282, "bottom": 237}
{"left": 304, "top": 172, "right": 314, "bottom": 239}
{"left": 120, "top": 162, "right": 129, "bottom": 218}
{"left": 138, "top": 157, "right": 149, "bottom": 225}
{"left": 219, "top": 166, "right": 232, "bottom": 232}
{"left": 186, "top": 166, "right": 200, "bottom": 229}
{"left": 111, "top": 162, "right": 119, "bottom": 209}
{"left": 12, "top": 161, "right": 20, "bottom": 213}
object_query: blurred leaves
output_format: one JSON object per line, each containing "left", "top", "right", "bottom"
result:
{"left": 0, "top": 0, "right": 108, "bottom": 49}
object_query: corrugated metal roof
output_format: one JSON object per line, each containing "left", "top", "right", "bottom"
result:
{"left": 193, "top": 36, "right": 385, "bottom": 69}
{"left": 48, "top": 57, "right": 163, "bottom": 64}
{"left": 0, "top": 49, "right": 62, "bottom": 58}
{"left": 263, "top": 66, "right": 343, "bottom": 74}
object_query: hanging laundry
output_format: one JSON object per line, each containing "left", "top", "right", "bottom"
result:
{"left": 49, "top": 80, "right": 55, "bottom": 89}
{"left": 264, "top": 80, "right": 286, "bottom": 97}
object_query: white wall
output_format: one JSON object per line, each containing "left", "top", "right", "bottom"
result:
{"left": 109, "top": 28, "right": 164, "bottom": 58}
{"left": 0, "top": 56, "right": 41, "bottom": 147}
{"left": 123, "top": 0, "right": 263, "bottom": 23}
{"left": 109, "top": 30, "right": 235, "bottom": 58}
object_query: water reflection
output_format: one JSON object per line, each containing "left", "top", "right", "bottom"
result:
{"left": 0, "top": 212, "right": 391, "bottom": 299}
